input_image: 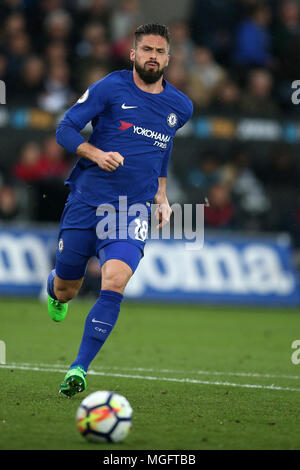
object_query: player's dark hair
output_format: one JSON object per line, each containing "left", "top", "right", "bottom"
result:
{"left": 134, "top": 23, "right": 170, "bottom": 50}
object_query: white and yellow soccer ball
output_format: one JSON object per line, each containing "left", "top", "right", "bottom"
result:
{"left": 76, "top": 391, "right": 133, "bottom": 443}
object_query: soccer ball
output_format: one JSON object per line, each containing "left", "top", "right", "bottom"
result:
{"left": 76, "top": 391, "right": 132, "bottom": 443}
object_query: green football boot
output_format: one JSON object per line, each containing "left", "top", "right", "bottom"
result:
{"left": 59, "top": 366, "right": 87, "bottom": 398}
{"left": 47, "top": 295, "right": 68, "bottom": 322}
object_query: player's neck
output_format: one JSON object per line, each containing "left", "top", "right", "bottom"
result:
{"left": 132, "top": 69, "right": 164, "bottom": 94}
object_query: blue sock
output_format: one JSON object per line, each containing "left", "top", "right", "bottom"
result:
{"left": 71, "top": 290, "right": 123, "bottom": 372}
{"left": 47, "top": 269, "right": 57, "bottom": 300}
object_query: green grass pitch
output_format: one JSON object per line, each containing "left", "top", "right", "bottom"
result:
{"left": 1, "top": 297, "right": 300, "bottom": 450}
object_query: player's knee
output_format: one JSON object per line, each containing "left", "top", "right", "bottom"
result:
{"left": 54, "top": 275, "right": 83, "bottom": 303}
{"left": 55, "top": 285, "right": 79, "bottom": 303}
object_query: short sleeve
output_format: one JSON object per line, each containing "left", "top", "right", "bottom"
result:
{"left": 179, "top": 97, "right": 193, "bottom": 129}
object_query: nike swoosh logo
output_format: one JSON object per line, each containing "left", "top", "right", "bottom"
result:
{"left": 92, "top": 319, "right": 113, "bottom": 327}
{"left": 122, "top": 103, "right": 138, "bottom": 109}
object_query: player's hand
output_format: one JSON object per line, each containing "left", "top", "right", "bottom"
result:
{"left": 96, "top": 151, "right": 124, "bottom": 172}
{"left": 155, "top": 202, "right": 172, "bottom": 229}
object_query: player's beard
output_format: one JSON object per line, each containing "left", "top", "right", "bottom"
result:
{"left": 134, "top": 59, "right": 166, "bottom": 84}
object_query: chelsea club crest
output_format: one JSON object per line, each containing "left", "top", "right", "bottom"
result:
{"left": 167, "top": 113, "right": 178, "bottom": 127}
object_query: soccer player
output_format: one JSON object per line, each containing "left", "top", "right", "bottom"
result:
{"left": 47, "top": 23, "right": 193, "bottom": 397}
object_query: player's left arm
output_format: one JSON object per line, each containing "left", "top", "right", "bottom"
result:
{"left": 154, "top": 97, "right": 193, "bottom": 229}
{"left": 154, "top": 177, "right": 172, "bottom": 229}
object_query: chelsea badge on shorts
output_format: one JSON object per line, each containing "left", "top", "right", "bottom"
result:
{"left": 58, "top": 238, "right": 64, "bottom": 253}
{"left": 167, "top": 113, "right": 178, "bottom": 127}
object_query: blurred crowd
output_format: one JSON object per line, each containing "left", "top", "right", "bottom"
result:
{"left": 1, "top": 0, "right": 300, "bottom": 115}
{"left": 184, "top": 144, "right": 300, "bottom": 245}
{"left": 0, "top": 0, "right": 300, "bottom": 252}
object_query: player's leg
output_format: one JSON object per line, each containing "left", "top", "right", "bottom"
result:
{"left": 70, "top": 259, "right": 132, "bottom": 366}
{"left": 59, "top": 242, "right": 142, "bottom": 397}
{"left": 47, "top": 228, "right": 96, "bottom": 322}
{"left": 47, "top": 193, "right": 98, "bottom": 322}
{"left": 47, "top": 272, "right": 84, "bottom": 322}
{"left": 54, "top": 275, "right": 84, "bottom": 303}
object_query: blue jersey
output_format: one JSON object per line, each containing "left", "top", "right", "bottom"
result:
{"left": 56, "top": 70, "right": 193, "bottom": 207}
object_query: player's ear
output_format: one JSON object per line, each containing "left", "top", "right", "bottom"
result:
{"left": 130, "top": 48, "right": 135, "bottom": 63}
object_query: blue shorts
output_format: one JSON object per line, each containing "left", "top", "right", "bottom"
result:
{"left": 55, "top": 193, "right": 150, "bottom": 280}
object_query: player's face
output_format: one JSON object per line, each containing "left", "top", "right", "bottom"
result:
{"left": 131, "top": 34, "right": 170, "bottom": 84}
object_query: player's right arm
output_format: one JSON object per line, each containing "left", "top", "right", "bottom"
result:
{"left": 76, "top": 142, "right": 123, "bottom": 173}
{"left": 56, "top": 78, "right": 123, "bottom": 172}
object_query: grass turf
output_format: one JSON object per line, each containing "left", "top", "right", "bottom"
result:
{"left": 0, "top": 298, "right": 300, "bottom": 450}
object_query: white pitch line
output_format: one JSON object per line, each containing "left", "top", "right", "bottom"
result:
{"left": 5, "top": 362, "right": 300, "bottom": 381}
{"left": 1, "top": 363, "right": 300, "bottom": 393}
